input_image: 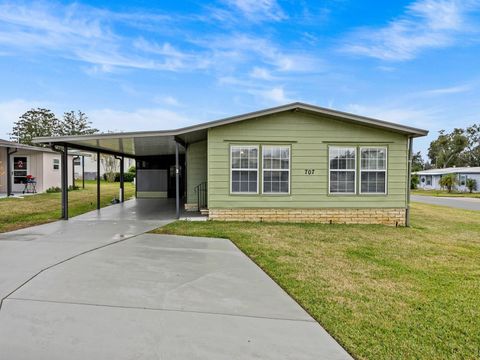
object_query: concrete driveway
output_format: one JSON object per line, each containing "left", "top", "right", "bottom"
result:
{"left": 412, "top": 195, "right": 480, "bottom": 210}
{"left": 0, "top": 199, "right": 351, "bottom": 360}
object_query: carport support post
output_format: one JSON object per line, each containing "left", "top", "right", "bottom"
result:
{"left": 82, "top": 155, "right": 85, "bottom": 189}
{"left": 72, "top": 156, "right": 77, "bottom": 189}
{"left": 97, "top": 151, "right": 101, "bottom": 210}
{"left": 61, "top": 145, "right": 69, "bottom": 220}
{"left": 175, "top": 141, "right": 180, "bottom": 219}
{"left": 119, "top": 156, "right": 125, "bottom": 202}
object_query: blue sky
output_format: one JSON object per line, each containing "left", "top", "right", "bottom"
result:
{"left": 0, "top": 0, "right": 479, "bottom": 156}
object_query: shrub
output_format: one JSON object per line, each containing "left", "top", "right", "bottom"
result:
{"left": 411, "top": 174, "right": 420, "bottom": 189}
{"left": 103, "top": 172, "right": 135, "bottom": 182}
{"left": 68, "top": 185, "right": 80, "bottom": 191}
{"left": 46, "top": 186, "right": 61, "bottom": 193}
{"left": 466, "top": 178, "right": 477, "bottom": 193}
{"left": 128, "top": 165, "right": 136, "bottom": 173}
{"left": 439, "top": 173, "right": 457, "bottom": 193}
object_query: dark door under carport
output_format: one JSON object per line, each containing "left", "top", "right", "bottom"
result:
{"left": 136, "top": 154, "right": 185, "bottom": 199}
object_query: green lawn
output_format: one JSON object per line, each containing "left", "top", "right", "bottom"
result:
{"left": 152, "top": 203, "right": 480, "bottom": 360}
{"left": 413, "top": 189, "right": 480, "bottom": 198}
{"left": 0, "top": 180, "right": 135, "bottom": 233}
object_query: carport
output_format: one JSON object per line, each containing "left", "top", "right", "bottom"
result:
{"left": 34, "top": 128, "right": 207, "bottom": 220}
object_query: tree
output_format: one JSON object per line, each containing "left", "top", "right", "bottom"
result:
{"left": 411, "top": 151, "right": 425, "bottom": 172}
{"left": 466, "top": 178, "right": 477, "bottom": 193}
{"left": 10, "top": 108, "right": 60, "bottom": 145}
{"left": 428, "top": 129, "right": 468, "bottom": 168}
{"left": 464, "top": 124, "right": 480, "bottom": 166}
{"left": 101, "top": 155, "right": 118, "bottom": 183}
{"left": 60, "top": 110, "right": 98, "bottom": 136}
{"left": 439, "top": 174, "right": 457, "bottom": 193}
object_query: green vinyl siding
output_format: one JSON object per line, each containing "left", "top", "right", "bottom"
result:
{"left": 186, "top": 140, "right": 207, "bottom": 204}
{"left": 207, "top": 111, "right": 409, "bottom": 209}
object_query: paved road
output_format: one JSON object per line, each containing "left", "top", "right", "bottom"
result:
{"left": 412, "top": 195, "right": 480, "bottom": 210}
{"left": 0, "top": 199, "right": 351, "bottom": 360}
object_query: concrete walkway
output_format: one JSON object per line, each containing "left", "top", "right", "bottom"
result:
{"left": 412, "top": 195, "right": 480, "bottom": 210}
{"left": 0, "top": 199, "right": 351, "bottom": 359}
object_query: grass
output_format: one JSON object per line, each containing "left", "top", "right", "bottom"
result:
{"left": 413, "top": 189, "right": 480, "bottom": 198}
{"left": 0, "top": 180, "right": 135, "bottom": 233}
{"left": 152, "top": 203, "right": 480, "bottom": 360}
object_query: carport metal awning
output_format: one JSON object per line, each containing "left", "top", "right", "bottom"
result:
{"left": 32, "top": 131, "right": 204, "bottom": 158}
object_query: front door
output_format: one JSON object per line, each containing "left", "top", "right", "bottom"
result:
{"left": 11, "top": 156, "right": 29, "bottom": 192}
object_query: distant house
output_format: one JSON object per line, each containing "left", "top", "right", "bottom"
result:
{"left": 73, "top": 155, "right": 135, "bottom": 180}
{"left": 0, "top": 139, "right": 73, "bottom": 195}
{"left": 414, "top": 167, "right": 480, "bottom": 192}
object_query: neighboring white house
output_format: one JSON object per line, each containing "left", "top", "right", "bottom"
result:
{"left": 414, "top": 167, "right": 480, "bottom": 192}
{"left": 73, "top": 155, "right": 135, "bottom": 180}
{"left": 0, "top": 139, "right": 73, "bottom": 195}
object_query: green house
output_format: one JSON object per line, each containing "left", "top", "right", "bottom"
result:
{"left": 35, "top": 102, "right": 428, "bottom": 226}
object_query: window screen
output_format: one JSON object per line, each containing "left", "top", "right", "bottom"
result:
{"left": 360, "top": 147, "right": 387, "bottom": 194}
{"left": 231, "top": 146, "right": 258, "bottom": 193}
{"left": 263, "top": 146, "right": 290, "bottom": 194}
{"left": 329, "top": 147, "right": 356, "bottom": 193}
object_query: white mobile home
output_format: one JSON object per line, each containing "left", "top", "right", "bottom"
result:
{"left": 415, "top": 167, "right": 480, "bottom": 192}
{"left": 0, "top": 139, "right": 73, "bottom": 195}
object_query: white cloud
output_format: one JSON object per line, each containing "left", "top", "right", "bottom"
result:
{"left": 345, "top": 103, "right": 439, "bottom": 130}
{"left": 250, "top": 87, "right": 292, "bottom": 104}
{"left": 88, "top": 108, "right": 191, "bottom": 132}
{"left": 342, "top": 0, "right": 480, "bottom": 61}
{"left": 417, "top": 84, "right": 472, "bottom": 96}
{"left": 153, "top": 96, "right": 182, "bottom": 106}
{"left": 223, "top": 0, "right": 287, "bottom": 21}
{"left": 249, "top": 67, "right": 274, "bottom": 80}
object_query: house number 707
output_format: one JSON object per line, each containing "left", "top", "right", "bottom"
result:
{"left": 304, "top": 169, "right": 315, "bottom": 175}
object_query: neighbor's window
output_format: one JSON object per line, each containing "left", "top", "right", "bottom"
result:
{"left": 53, "top": 158, "right": 60, "bottom": 170}
{"left": 231, "top": 145, "right": 258, "bottom": 193}
{"left": 360, "top": 147, "right": 387, "bottom": 194}
{"left": 459, "top": 174, "right": 467, "bottom": 186}
{"left": 263, "top": 146, "right": 290, "bottom": 194}
{"left": 426, "top": 175, "right": 432, "bottom": 186}
{"left": 329, "top": 147, "right": 356, "bottom": 194}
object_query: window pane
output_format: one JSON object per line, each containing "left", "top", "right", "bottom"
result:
{"left": 329, "top": 147, "right": 355, "bottom": 170}
{"left": 232, "top": 170, "right": 257, "bottom": 193}
{"left": 361, "top": 171, "right": 386, "bottom": 193}
{"left": 329, "top": 171, "right": 355, "bottom": 193}
{"left": 361, "top": 148, "right": 386, "bottom": 170}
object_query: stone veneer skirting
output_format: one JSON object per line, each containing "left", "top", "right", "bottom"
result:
{"left": 208, "top": 208, "right": 406, "bottom": 226}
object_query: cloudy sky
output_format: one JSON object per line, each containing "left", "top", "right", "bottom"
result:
{"left": 0, "top": 0, "right": 479, "bottom": 155}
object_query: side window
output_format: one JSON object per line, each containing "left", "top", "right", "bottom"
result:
{"left": 230, "top": 146, "right": 258, "bottom": 193}
{"left": 263, "top": 146, "right": 290, "bottom": 194}
{"left": 459, "top": 174, "right": 466, "bottom": 186}
{"left": 329, "top": 147, "right": 356, "bottom": 194}
{"left": 426, "top": 175, "right": 432, "bottom": 185}
{"left": 360, "top": 147, "right": 387, "bottom": 194}
{"left": 53, "top": 158, "right": 60, "bottom": 170}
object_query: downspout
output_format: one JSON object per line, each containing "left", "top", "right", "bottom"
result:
{"left": 6, "top": 147, "right": 18, "bottom": 196}
{"left": 406, "top": 136, "right": 413, "bottom": 227}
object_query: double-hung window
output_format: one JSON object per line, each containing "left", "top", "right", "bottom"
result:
{"left": 329, "top": 147, "right": 356, "bottom": 194}
{"left": 53, "top": 158, "right": 60, "bottom": 170}
{"left": 360, "top": 147, "right": 387, "bottom": 194}
{"left": 230, "top": 145, "right": 258, "bottom": 193}
{"left": 263, "top": 146, "right": 290, "bottom": 194}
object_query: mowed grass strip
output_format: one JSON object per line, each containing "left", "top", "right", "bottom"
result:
{"left": 0, "top": 181, "right": 134, "bottom": 233}
{"left": 413, "top": 189, "right": 480, "bottom": 198}
{"left": 152, "top": 203, "right": 480, "bottom": 360}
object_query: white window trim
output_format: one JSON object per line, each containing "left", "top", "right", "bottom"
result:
{"left": 230, "top": 145, "right": 259, "bottom": 194}
{"left": 53, "top": 158, "right": 60, "bottom": 171}
{"left": 328, "top": 146, "right": 357, "bottom": 195}
{"left": 359, "top": 146, "right": 388, "bottom": 195}
{"left": 262, "top": 145, "right": 291, "bottom": 195}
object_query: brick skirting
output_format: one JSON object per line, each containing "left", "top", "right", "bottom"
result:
{"left": 208, "top": 208, "right": 406, "bottom": 226}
